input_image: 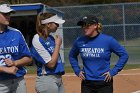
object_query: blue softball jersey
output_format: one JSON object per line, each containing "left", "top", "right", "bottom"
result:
{"left": 31, "top": 34, "right": 65, "bottom": 76}
{"left": 0, "top": 26, "right": 31, "bottom": 80}
{"left": 69, "top": 33, "right": 129, "bottom": 80}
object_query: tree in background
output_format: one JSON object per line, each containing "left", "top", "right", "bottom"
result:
{"left": 0, "top": 0, "right": 18, "bottom": 4}
{"left": 0, "top": 0, "right": 139, "bottom": 6}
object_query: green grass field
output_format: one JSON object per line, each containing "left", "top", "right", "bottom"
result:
{"left": 26, "top": 64, "right": 140, "bottom": 74}
{"left": 26, "top": 37, "right": 140, "bottom": 74}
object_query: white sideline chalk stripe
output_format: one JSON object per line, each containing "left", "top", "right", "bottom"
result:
{"left": 118, "top": 73, "right": 140, "bottom": 76}
{"left": 122, "top": 69, "right": 140, "bottom": 71}
{"left": 132, "top": 90, "right": 140, "bottom": 93}
{"left": 130, "top": 69, "right": 140, "bottom": 70}
{"left": 24, "top": 73, "right": 140, "bottom": 78}
{"left": 24, "top": 74, "right": 76, "bottom": 78}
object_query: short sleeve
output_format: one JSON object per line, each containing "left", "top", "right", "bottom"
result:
{"left": 32, "top": 34, "right": 51, "bottom": 64}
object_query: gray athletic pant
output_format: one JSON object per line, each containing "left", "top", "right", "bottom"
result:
{"left": 0, "top": 76, "right": 27, "bottom": 93}
{"left": 35, "top": 75, "right": 65, "bottom": 93}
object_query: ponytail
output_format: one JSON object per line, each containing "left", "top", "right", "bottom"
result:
{"left": 98, "top": 23, "right": 102, "bottom": 32}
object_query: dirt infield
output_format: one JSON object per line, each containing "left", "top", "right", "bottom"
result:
{"left": 25, "top": 69, "right": 140, "bottom": 93}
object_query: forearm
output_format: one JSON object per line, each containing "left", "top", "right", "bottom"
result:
{"left": 0, "top": 66, "right": 6, "bottom": 72}
{"left": 0, "top": 66, "right": 18, "bottom": 75}
{"left": 46, "top": 45, "right": 60, "bottom": 68}
{"left": 69, "top": 50, "right": 81, "bottom": 76}
{"left": 110, "top": 54, "right": 129, "bottom": 76}
{"left": 0, "top": 66, "right": 11, "bottom": 73}
{"left": 69, "top": 58, "right": 81, "bottom": 76}
{"left": 14, "top": 56, "right": 32, "bottom": 67}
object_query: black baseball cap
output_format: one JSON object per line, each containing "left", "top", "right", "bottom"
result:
{"left": 77, "top": 15, "right": 98, "bottom": 26}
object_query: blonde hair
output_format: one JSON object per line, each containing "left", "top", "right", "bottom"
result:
{"left": 97, "top": 23, "right": 102, "bottom": 32}
{"left": 36, "top": 12, "right": 56, "bottom": 38}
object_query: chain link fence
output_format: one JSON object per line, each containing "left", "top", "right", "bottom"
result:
{"left": 54, "top": 2, "right": 140, "bottom": 66}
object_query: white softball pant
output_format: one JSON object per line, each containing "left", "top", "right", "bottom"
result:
{"left": 0, "top": 76, "right": 27, "bottom": 93}
{"left": 35, "top": 75, "right": 65, "bottom": 93}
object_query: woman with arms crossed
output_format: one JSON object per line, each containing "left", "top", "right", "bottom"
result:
{"left": 31, "top": 12, "right": 65, "bottom": 93}
{"left": 0, "top": 4, "right": 32, "bottom": 93}
{"left": 69, "top": 15, "right": 129, "bottom": 93}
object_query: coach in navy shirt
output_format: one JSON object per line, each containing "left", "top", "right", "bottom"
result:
{"left": 69, "top": 15, "right": 129, "bottom": 93}
{"left": 0, "top": 4, "right": 32, "bottom": 93}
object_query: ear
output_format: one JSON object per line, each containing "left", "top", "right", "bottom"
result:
{"left": 94, "top": 23, "right": 98, "bottom": 28}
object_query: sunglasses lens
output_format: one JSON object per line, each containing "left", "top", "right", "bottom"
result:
{"left": 55, "top": 23, "right": 59, "bottom": 27}
{"left": 82, "top": 23, "right": 92, "bottom": 28}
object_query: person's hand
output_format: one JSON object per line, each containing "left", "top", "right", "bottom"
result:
{"left": 3, "top": 66, "right": 18, "bottom": 75}
{"left": 55, "top": 35, "right": 62, "bottom": 46}
{"left": 4, "top": 58, "right": 16, "bottom": 67}
{"left": 102, "top": 71, "right": 112, "bottom": 82}
{"left": 78, "top": 71, "right": 85, "bottom": 80}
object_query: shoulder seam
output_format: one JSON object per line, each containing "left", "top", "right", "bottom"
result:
{"left": 7, "top": 26, "right": 20, "bottom": 32}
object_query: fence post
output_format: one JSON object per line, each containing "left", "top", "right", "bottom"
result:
{"left": 122, "top": 4, "right": 127, "bottom": 46}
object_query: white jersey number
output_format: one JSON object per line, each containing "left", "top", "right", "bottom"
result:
{"left": 0, "top": 54, "right": 12, "bottom": 66}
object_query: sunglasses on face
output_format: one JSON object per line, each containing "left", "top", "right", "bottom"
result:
{"left": 44, "top": 22, "right": 59, "bottom": 28}
{"left": 81, "top": 23, "right": 97, "bottom": 28}
{"left": 48, "top": 22, "right": 59, "bottom": 27}
{"left": 1, "top": 13, "right": 11, "bottom": 16}
{"left": 54, "top": 23, "right": 59, "bottom": 27}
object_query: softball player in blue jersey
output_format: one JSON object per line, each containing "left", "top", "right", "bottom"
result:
{"left": 31, "top": 12, "right": 65, "bottom": 93}
{"left": 0, "top": 4, "right": 32, "bottom": 93}
{"left": 69, "top": 15, "right": 129, "bottom": 93}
